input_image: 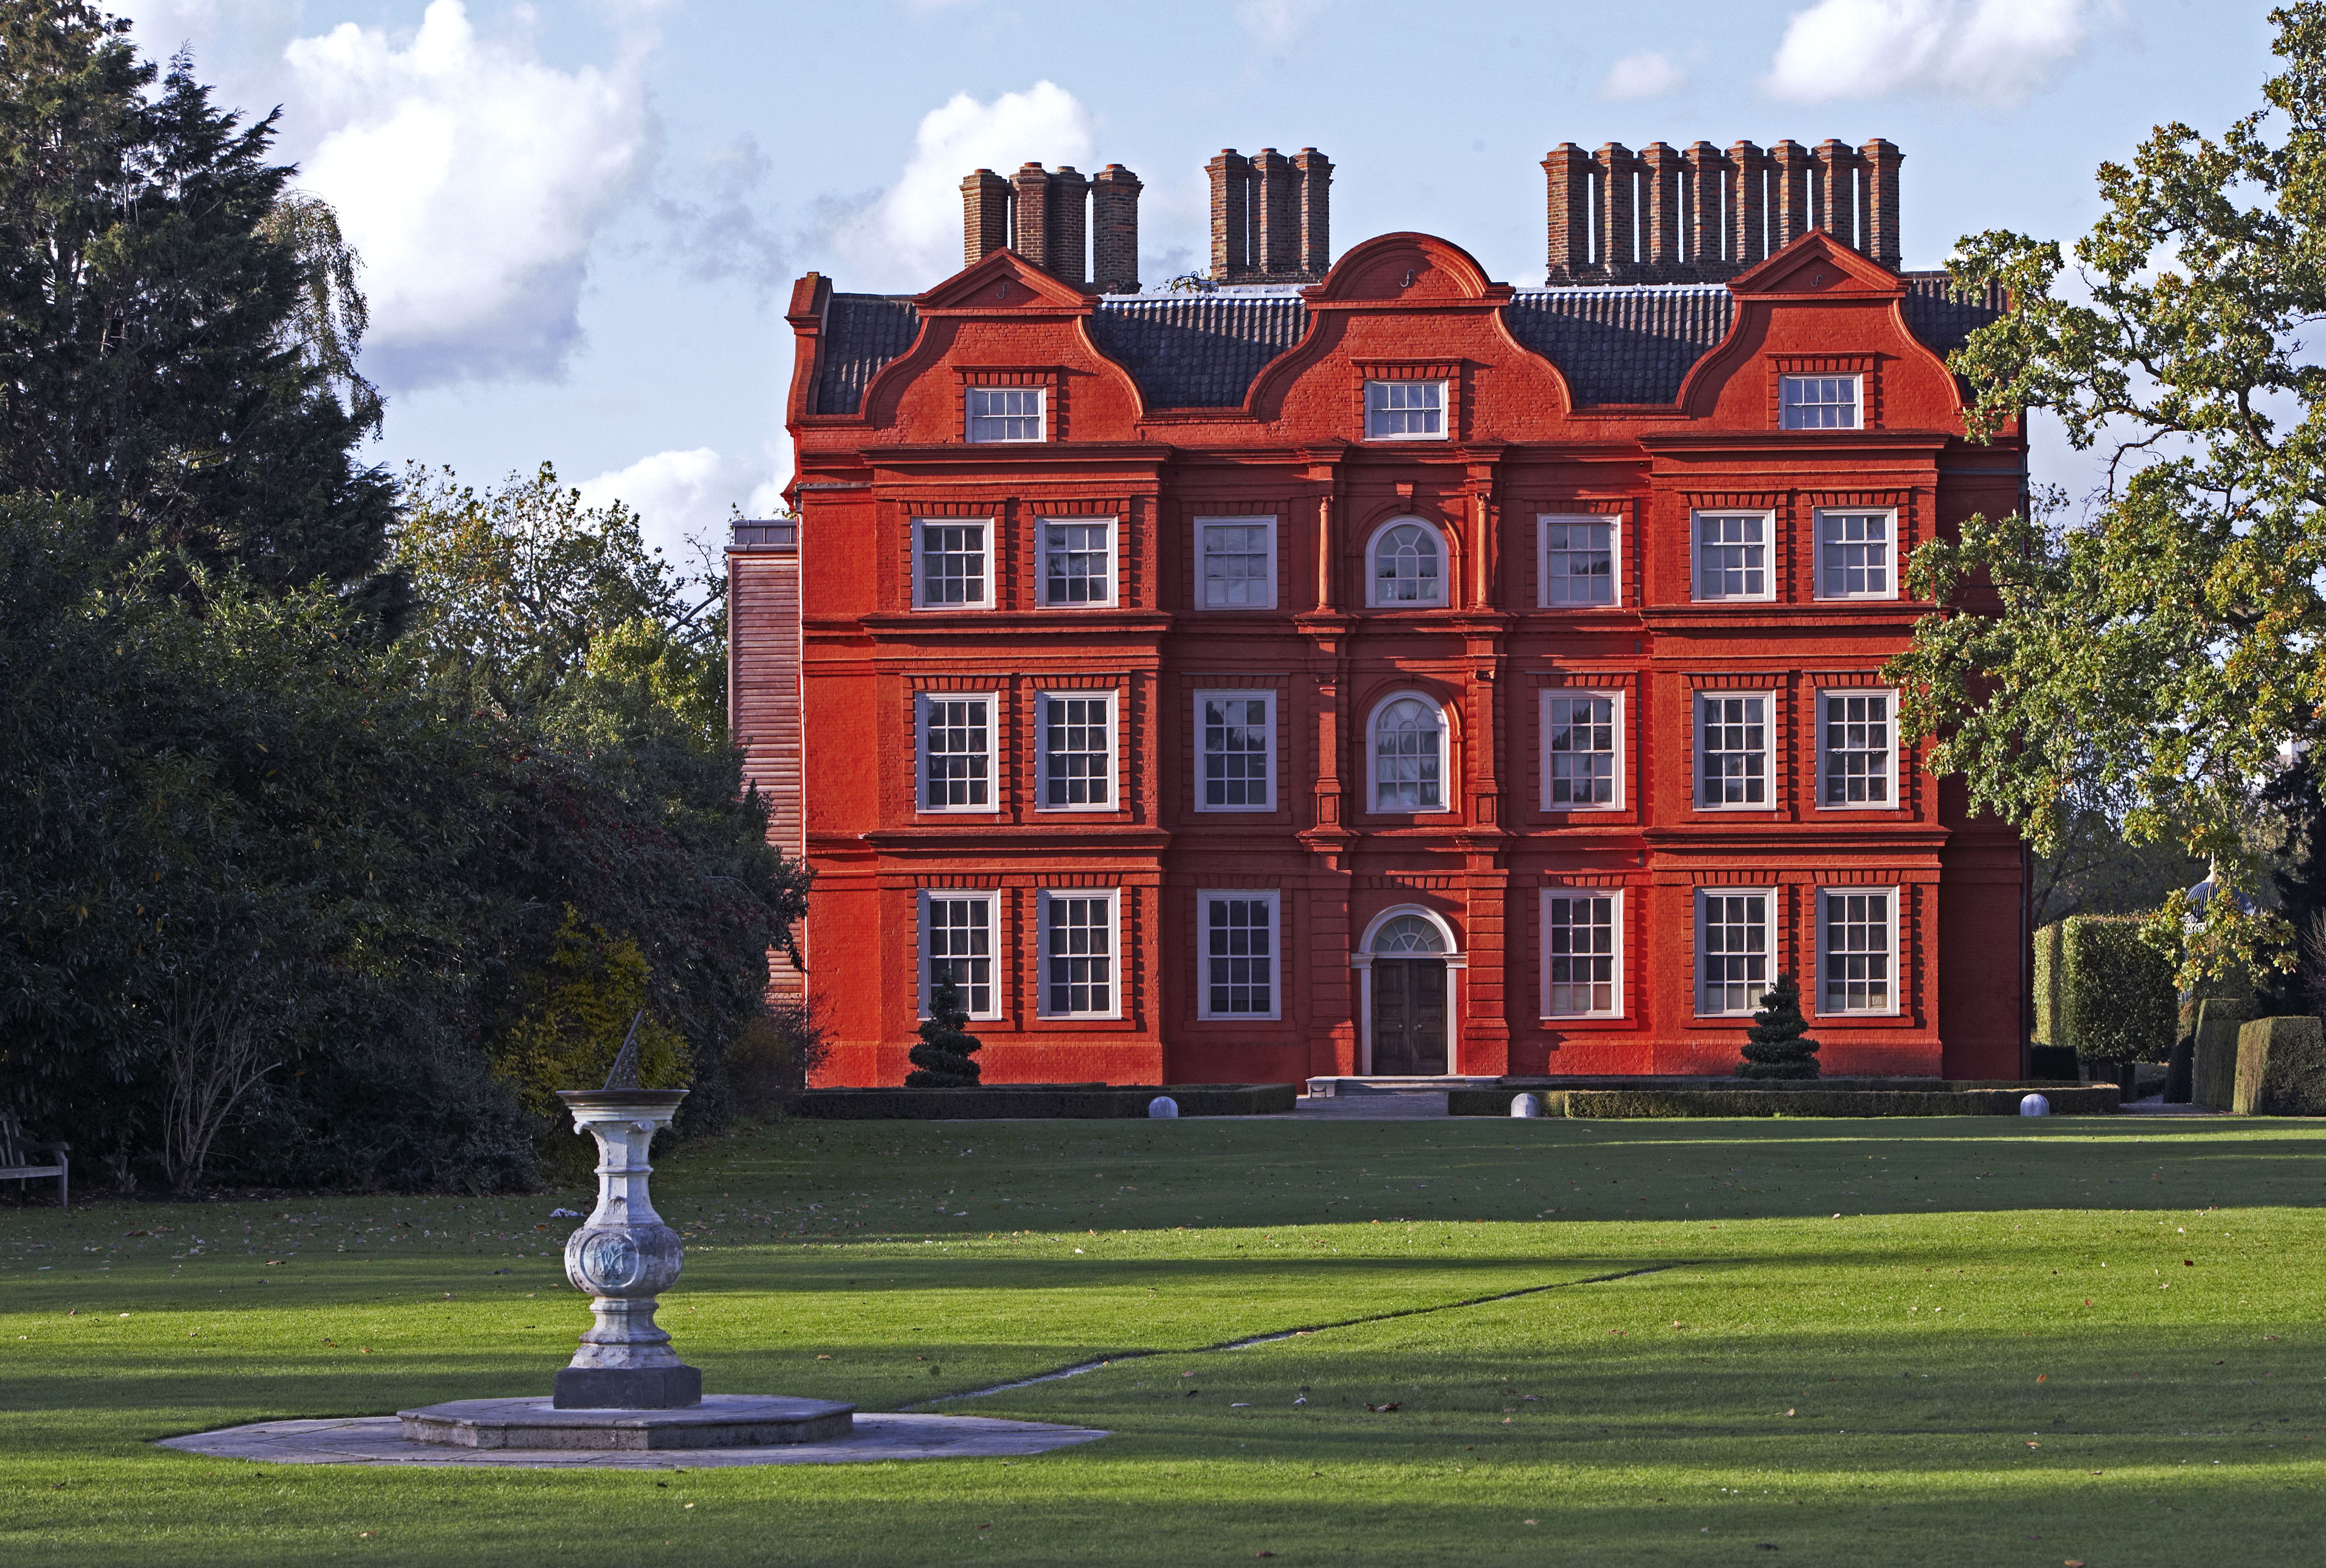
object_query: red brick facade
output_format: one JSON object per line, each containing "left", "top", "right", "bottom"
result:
{"left": 754, "top": 167, "right": 2027, "bottom": 1087}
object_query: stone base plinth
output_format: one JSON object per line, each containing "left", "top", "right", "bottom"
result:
{"left": 553, "top": 1364, "right": 702, "bottom": 1410}
{"left": 399, "top": 1394, "right": 855, "bottom": 1451}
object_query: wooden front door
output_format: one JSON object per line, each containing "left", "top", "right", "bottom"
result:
{"left": 1370, "top": 959, "right": 1448, "bottom": 1075}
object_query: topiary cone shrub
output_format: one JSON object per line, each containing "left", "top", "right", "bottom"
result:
{"left": 905, "top": 972, "right": 983, "bottom": 1088}
{"left": 1737, "top": 972, "right": 1821, "bottom": 1079}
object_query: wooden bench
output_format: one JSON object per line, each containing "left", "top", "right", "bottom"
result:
{"left": 0, "top": 1113, "right": 68, "bottom": 1207}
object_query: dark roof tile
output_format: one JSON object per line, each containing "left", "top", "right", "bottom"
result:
{"left": 1087, "top": 293, "right": 1309, "bottom": 410}
{"left": 814, "top": 294, "right": 919, "bottom": 415}
{"left": 1901, "top": 271, "right": 2007, "bottom": 359}
{"left": 1500, "top": 286, "right": 1735, "bottom": 405}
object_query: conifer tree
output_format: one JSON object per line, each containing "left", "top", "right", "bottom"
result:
{"left": 1737, "top": 972, "right": 1821, "bottom": 1079}
{"left": 906, "top": 972, "right": 982, "bottom": 1088}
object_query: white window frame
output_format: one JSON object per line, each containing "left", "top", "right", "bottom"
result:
{"left": 911, "top": 518, "right": 994, "bottom": 610}
{"left": 1695, "top": 691, "right": 1775, "bottom": 812}
{"left": 1365, "top": 518, "right": 1450, "bottom": 608}
{"left": 1035, "top": 689, "right": 1116, "bottom": 812}
{"left": 1037, "top": 516, "right": 1117, "bottom": 608}
{"left": 1780, "top": 373, "right": 1863, "bottom": 431}
{"left": 1363, "top": 379, "right": 1448, "bottom": 441}
{"left": 1691, "top": 510, "right": 1776, "bottom": 603}
{"left": 1538, "top": 513, "right": 1620, "bottom": 608}
{"left": 1813, "top": 507, "right": 1898, "bottom": 601}
{"left": 965, "top": 385, "right": 1046, "bottom": 443}
{"left": 1816, "top": 885, "right": 1900, "bottom": 1017}
{"left": 1195, "top": 516, "right": 1278, "bottom": 611}
{"left": 1035, "top": 888, "right": 1121, "bottom": 1020}
{"left": 914, "top": 691, "right": 1000, "bottom": 815}
{"left": 1197, "top": 889, "right": 1281, "bottom": 1021}
{"left": 1814, "top": 686, "right": 1899, "bottom": 811}
{"left": 1695, "top": 887, "right": 1774, "bottom": 1018}
{"left": 1539, "top": 688, "right": 1623, "bottom": 813}
{"left": 1367, "top": 690, "right": 1452, "bottom": 815}
{"left": 1193, "top": 689, "right": 1277, "bottom": 814}
{"left": 918, "top": 890, "right": 1002, "bottom": 1021}
{"left": 1540, "top": 887, "right": 1623, "bottom": 1020}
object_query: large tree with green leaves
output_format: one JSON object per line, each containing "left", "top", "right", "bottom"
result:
{"left": 0, "top": 3, "right": 395, "bottom": 607}
{"left": 1891, "top": 2, "right": 2326, "bottom": 986}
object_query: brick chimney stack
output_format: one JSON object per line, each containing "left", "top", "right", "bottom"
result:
{"left": 961, "top": 169, "right": 1010, "bottom": 267}
{"left": 1207, "top": 146, "right": 1334, "bottom": 283}
{"left": 1771, "top": 141, "right": 1812, "bottom": 251}
{"left": 1814, "top": 139, "right": 1859, "bottom": 253}
{"left": 1010, "top": 163, "right": 1053, "bottom": 272}
{"left": 1047, "top": 165, "right": 1089, "bottom": 285}
{"left": 1641, "top": 141, "right": 1683, "bottom": 272}
{"left": 1683, "top": 141, "right": 1725, "bottom": 274}
{"left": 1860, "top": 138, "right": 1903, "bottom": 270}
{"left": 1295, "top": 147, "right": 1332, "bottom": 278}
{"left": 1092, "top": 164, "right": 1142, "bottom": 293}
{"left": 1543, "top": 142, "right": 1592, "bottom": 283}
{"left": 1729, "top": 141, "right": 1770, "bottom": 269}
{"left": 1594, "top": 142, "right": 1640, "bottom": 276}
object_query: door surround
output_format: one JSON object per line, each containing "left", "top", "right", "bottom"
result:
{"left": 1350, "top": 904, "right": 1465, "bottom": 1075}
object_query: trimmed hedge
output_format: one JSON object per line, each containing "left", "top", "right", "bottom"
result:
{"left": 1449, "top": 1085, "right": 2119, "bottom": 1118}
{"left": 2061, "top": 915, "right": 2179, "bottom": 1064}
{"left": 793, "top": 1084, "right": 1297, "bottom": 1120}
{"left": 2231, "top": 1016, "right": 2326, "bottom": 1115}
{"left": 2033, "top": 920, "right": 2067, "bottom": 1045}
{"left": 2192, "top": 998, "right": 2250, "bottom": 1111}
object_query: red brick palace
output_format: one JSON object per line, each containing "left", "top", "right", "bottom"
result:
{"left": 729, "top": 137, "right": 2028, "bottom": 1087}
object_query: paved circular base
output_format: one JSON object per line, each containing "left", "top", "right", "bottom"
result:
{"left": 400, "top": 1394, "right": 856, "bottom": 1450}
{"left": 158, "top": 1411, "right": 1109, "bottom": 1469}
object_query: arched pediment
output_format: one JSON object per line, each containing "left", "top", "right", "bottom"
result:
{"left": 1302, "top": 232, "right": 1511, "bottom": 306}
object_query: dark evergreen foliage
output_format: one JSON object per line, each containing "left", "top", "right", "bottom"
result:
{"left": 905, "top": 974, "right": 983, "bottom": 1088}
{"left": 0, "top": 4, "right": 398, "bottom": 611}
{"left": 1737, "top": 972, "right": 1822, "bottom": 1080}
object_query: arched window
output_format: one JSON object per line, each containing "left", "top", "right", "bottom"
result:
{"left": 1372, "top": 695, "right": 1446, "bottom": 812}
{"left": 1371, "top": 914, "right": 1447, "bottom": 954}
{"left": 1369, "top": 521, "right": 1446, "bottom": 607}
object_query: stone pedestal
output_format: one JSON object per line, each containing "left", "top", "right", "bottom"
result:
{"left": 400, "top": 1394, "right": 856, "bottom": 1451}
{"left": 552, "top": 1088, "right": 699, "bottom": 1409}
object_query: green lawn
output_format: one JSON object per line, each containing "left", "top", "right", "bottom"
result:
{"left": 2, "top": 1116, "right": 2322, "bottom": 1566}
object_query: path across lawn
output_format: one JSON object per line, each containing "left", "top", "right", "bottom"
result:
{"left": 1, "top": 1118, "right": 2320, "bottom": 1566}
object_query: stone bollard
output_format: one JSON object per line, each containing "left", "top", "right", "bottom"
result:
{"left": 1148, "top": 1096, "right": 1179, "bottom": 1119}
{"left": 1510, "top": 1093, "right": 1544, "bottom": 1118}
{"left": 2019, "top": 1093, "right": 2050, "bottom": 1118}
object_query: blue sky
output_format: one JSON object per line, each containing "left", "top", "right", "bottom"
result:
{"left": 115, "top": 0, "right": 2279, "bottom": 567}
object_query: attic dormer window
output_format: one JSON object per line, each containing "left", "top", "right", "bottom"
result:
{"left": 1364, "top": 380, "right": 1446, "bottom": 440}
{"left": 966, "top": 386, "right": 1045, "bottom": 442}
{"left": 1780, "top": 375, "right": 1860, "bottom": 430}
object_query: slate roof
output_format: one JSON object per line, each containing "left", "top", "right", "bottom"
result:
{"left": 813, "top": 294, "right": 920, "bottom": 415}
{"left": 1501, "top": 286, "right": 1735, "bottom": 405}
{"left": 1086, "top": 292, "right": 1310, "bottom": 410}
{"left": 1900, "top": 272, "right": 2007, "bottom": 359}
{"left": 807, "top": 273, "right": 2008, "bottom": 417}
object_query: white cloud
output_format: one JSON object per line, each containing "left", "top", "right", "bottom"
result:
{"left": 1599, "top": 50, "right": 1686, "bottom": 102}
{"left": 1765, "top": 0, "right": 2103, "bottom": 106}
{"left": 575, "top": 447, "right": 785, "bottom": 574}
{"left": 282, "top": 0, "right": 652, "bottom": 385}
{"left": 830, "top": 81, "right": 1094, "bottom": 291}
{"left": 1238, "top": 0, "right": 1335, "bottom": 46}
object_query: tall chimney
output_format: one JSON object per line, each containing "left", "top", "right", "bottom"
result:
{"left": 1860, "top": 138, "right": 1903, "bottom": 270}
{"left": 1815, "top": 139, "right": 1859, "bottom": 251}
{"left": 1011, "top": 162, "right": 1053, "bottom": 271}
{"left": 1771, "top": 141, "right": 1812, "bottom": 251}
{"left": 1683, "top": 141, "right": 1727, "bottom": 275}
{"left": 1092, "top": 164, "right": 1142, "bottom": 293}
{"left": 1729, "top": 141, "right": 1769, "bottom": 266}
{"left": 1544, "top": 142, "right": 1592, "bottom": 282}
{"left": 1046, "top": 165, "right": 1089, "bottom": 285}
{"left": 1295, "top": 147, "right": 1332, "bottom": 279}
{"left": 1207, "top": 149, "right": 1250, "bottom": 280}
{"left": 1641, "top": 142, "right": 1683, "bottom": 274}
{"left": 1595, "top": 142, "right": 1639, "bottom": 275}
{"left": 1252, "top": 148, "right": 1300, "bottom": 278}
{"left": 961, "top": 169, "right": 1010, "bottom": 267}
